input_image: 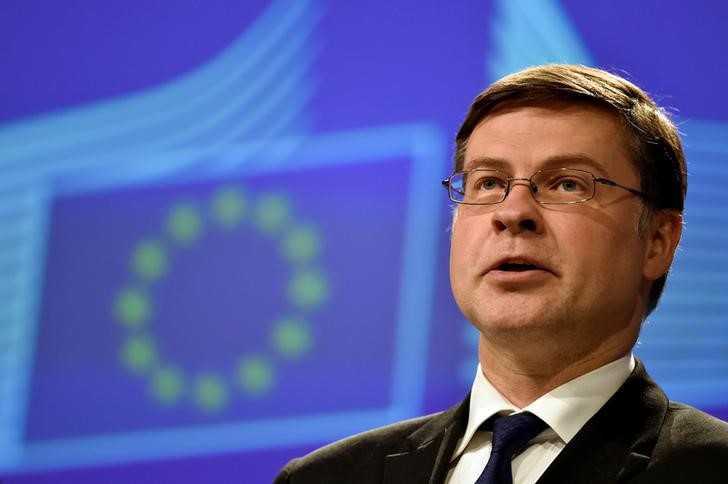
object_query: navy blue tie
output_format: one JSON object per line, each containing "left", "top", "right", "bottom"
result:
{"left": 475, "top": 412, "right": 547, "bottom": 484}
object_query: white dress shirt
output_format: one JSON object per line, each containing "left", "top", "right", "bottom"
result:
{"left": 445, "top": 354, "right": 635, "bottom": 484}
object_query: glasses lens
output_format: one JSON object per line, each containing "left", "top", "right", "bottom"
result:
{"left": 532, "top": 168, "right": 595, "bottom": 203}
{"left": 448, "top": 173, "right": 466, "bottom": 202}
{"left": 450, "top": 170, "right": 507, "bottom": 204}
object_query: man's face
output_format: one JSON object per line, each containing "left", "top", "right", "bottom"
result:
{"left": 450, "top": 101, "right": 663, "bottom": 357}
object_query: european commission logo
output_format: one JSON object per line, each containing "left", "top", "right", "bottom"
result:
{"left": 114, "top": 186, "right": 326, "bottom": 413}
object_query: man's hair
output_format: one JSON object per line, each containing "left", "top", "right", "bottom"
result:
{"left": 454, "top": 64, "right": 687, "bottom": 315}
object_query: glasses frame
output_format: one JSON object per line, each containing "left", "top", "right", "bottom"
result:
{"left": 441, "top": 167, "right": 650, "bottom": 205}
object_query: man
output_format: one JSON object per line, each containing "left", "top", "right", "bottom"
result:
{"left": 274, "top": 64, "right": 728, "bottom": 483}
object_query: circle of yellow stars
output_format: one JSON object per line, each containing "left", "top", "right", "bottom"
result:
{"left": 113, "top": 186, "right": 327, "bottom": 413}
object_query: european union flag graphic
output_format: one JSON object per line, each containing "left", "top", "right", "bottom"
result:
{"left": 16, "top": 124, "right": 445, "bottom": 470}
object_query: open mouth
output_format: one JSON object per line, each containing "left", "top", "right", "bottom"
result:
{"left": 497, "top": 262, "right": 540, "bottom": 272}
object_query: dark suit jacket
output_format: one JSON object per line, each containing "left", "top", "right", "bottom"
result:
{"left": 274, "top": 360, "right": 728, "bottom": 483}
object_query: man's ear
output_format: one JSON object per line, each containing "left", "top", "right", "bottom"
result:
{"left": 643, "top": 209, "right": 683, "bottom": 281}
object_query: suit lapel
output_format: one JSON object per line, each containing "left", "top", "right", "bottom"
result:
{"left": 379, "top": 360, "right": 668, "bottom": 483}
{"left": 536, "top": 359, "right": 668, "bottom": 484}
{"left": 383, "top": 397, "right": 469, "bottom": 484}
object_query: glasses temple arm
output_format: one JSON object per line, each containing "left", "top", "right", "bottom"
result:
{"left": 594, "top": 177, "right": 650, "bottom": 201}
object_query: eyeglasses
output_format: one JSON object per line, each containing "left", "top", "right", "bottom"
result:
{"left": 441, "top": 167, "right": 649, "bottom": 205}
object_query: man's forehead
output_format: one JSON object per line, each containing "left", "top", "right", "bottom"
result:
{"left": 462, "top": 101, "right": 633, "bottom": 175}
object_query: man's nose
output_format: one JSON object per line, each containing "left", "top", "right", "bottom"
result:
{"left": 491, "top": 181, "right": 543, "bottom": 234}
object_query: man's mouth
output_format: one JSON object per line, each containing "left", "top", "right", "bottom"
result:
{"left": 487, "top": 257, "right": 553, "bottom": 276}
{"left": 497, "top": 262, "right": 540, "bottom": 272}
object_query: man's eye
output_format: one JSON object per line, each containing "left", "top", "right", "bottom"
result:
{"left": 480, "top": 178, "right": 502, "bottom": 190}
{"left": 472, "top": 175, "right": 506, "bottom": 191}
{"left": 551, "top": 177, "right": 587, "bottom": 192}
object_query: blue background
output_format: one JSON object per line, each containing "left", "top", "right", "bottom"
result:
{"left": 1, "top": 1, "right": 727, "bottom": 482}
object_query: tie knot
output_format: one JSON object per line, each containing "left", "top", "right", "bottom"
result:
{"left": 490, "top": 412, "right": 547, "bottom": 456}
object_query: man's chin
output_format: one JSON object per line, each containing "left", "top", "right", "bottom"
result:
{"left": 469, "top": 305, "right": 567, "bottom": 338}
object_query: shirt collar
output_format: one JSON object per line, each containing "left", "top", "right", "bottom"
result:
{"left": 451, "top": 354, "right": 635, "bottom": 461}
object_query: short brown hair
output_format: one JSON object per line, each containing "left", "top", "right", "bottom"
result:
{"left": 454, "top": 64, "right": 687, "bottom": 315}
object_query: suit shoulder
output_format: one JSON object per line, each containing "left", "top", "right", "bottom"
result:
{"left": 635, "top": 403, "right": 728, "bottom": 483}
{"left": 274, "top": 412, "right": 445, "bottom": 483}
{"left": 289, "top": 412, "right": 440, "bottom": 465}
{"left": 663, "top": 401, "right": 728, "bottom": 447}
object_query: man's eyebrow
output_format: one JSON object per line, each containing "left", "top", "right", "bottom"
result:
{"left": 463, "top": 153, "right": 609, "bottom": 175}
{"left": 463, "top": 157, "right": 510, "bottom": 170}
{"left": 540, "top": 154, "right": 609, "bottom": 174}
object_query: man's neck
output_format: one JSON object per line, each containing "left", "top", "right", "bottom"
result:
{"left": 477, "top": 335, "right": 634, "bottom": 408}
